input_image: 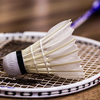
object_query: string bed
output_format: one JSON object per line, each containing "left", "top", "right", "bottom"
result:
{"left": 0, "top": 38, "right": 100, "bottom": 89}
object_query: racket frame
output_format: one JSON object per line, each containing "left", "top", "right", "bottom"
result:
{"left": 0, "top": 32, "right": 99, "bottom": 98}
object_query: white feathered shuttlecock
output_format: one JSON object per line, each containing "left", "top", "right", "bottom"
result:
{"left": 3, "top": 19, "right": 84, "bottom": 79}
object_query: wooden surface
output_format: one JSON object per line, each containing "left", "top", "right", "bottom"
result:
{"left": 0, "top": 0, "right": 100, "bottom": 100}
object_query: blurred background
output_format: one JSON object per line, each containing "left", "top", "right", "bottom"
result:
{"left": 0, "top": 0, "right": 100, "bottom": 40}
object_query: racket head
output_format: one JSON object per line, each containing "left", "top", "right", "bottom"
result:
{"left": 0, "top": 32, "right": 99, "bottom": 98}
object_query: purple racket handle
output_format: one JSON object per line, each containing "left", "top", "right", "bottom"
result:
{"left": 71, "top": 0, "right": 100, "bottom": 29}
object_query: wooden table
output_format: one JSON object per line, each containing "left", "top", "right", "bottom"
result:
{"left": 0, "top": 0, "right": 100, "bottom": 100}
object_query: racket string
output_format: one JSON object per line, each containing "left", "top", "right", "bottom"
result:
{"left": 85, "top": 56, "right": 100, "bottom": 78}
{"left": 84, "top": 49, "right": 99, "bottom": 72}
{"left": 0, "top": 39, "right": 99, "bottom": 88}
{"left": 51, "top": 77, "right": 61, "bottom": 87}
{"left": 43, "top": 75, "right": 55, "bottom": 88}
{"left": 76, "top": 42, "right": 100, "bottom": 82}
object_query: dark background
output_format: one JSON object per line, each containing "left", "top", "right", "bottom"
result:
{"left": 0, "top": 0, "right": 100, "bottom": 100}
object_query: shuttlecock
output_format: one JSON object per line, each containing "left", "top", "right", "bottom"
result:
{"left": 3, "top": 19, "right": 84, "bottom": 79}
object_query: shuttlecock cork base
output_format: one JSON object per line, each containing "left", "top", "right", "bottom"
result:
{"left": 3, "top": 51, "right": 26, "bottom": 76}
{"left": 3, "top": 20, "right": 84, "bottom": 79}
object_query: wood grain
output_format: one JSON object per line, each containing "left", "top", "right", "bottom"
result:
{"left": 0, "top": 0, "right": 100, "bottom": 99}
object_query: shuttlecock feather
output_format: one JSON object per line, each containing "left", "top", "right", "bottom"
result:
{"left": 3, "top": 19, "right": 84, "bottom": 79}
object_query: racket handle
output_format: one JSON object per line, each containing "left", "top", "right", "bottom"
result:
{"left": 71, "top": 0, "right": 100, "bottom": 29}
